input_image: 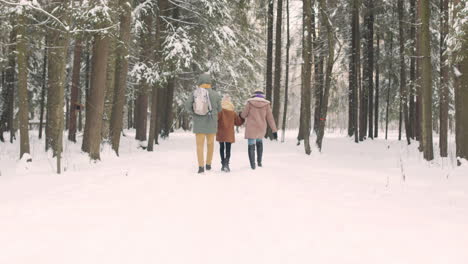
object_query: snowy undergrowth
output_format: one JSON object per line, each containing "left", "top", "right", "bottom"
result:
{"left": 0, "top": 130, "right": 467, "bottom": 264}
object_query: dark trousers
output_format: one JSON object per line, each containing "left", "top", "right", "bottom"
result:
{"left": 219, "top": 142, "right": 232, "bottom": 161}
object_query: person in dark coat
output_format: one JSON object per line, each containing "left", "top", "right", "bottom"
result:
{"left": 216, "top": 95, "right": 244, "bottom": 172}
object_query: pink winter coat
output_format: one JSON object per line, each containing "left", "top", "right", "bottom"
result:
{"left": 240, "top": 97, "right": 278, "bottom": 139}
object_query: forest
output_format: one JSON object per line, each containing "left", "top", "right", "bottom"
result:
{"left": 0, "top": 0, "right": 467, "bottom": 173}
{"left": 1, "top": 1, "right": 468, "bottom": 263}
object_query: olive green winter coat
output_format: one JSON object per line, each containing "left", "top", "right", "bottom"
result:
{"left": 184, "top": 87, "right": 222, "bottom": 134}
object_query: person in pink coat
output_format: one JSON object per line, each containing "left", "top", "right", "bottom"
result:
{"left": 240, "top": 90, "right": 278, "bottom": 170}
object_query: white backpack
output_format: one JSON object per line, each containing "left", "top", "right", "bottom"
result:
{"left": 193, "top": 87, "right": 212, "bottom": 115}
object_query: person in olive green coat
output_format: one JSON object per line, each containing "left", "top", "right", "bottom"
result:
{"left": 185, "top": 73, "right": 222, "bottom": 173}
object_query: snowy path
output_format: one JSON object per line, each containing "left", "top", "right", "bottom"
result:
{"left": 1, "top": 132, "right": 468, "bottom": 264}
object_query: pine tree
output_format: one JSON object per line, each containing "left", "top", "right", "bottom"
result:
{"left": 301, "top": 0, "right": 313, "bottom": 154}
{"left": 272, "top": 0, "right": 283, "bottom": 128}
{"left": 17, "top": 8, "right": 30, "bottom": 160}
{"left": 419, "top": 0, "right": 434, "bottom": 161}
{"left": 439, "top": 0, "right": 449, "bottom": 157}
{"left": 110, "top": 0, "right": 134, "bottom": 155}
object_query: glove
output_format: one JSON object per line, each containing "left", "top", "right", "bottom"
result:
{"left": 273, "top": 132, "right": 278, "bottom": 140}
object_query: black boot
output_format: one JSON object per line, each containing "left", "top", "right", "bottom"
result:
{"left": 256, "top": 141, "right": 263, "bottom": 167}
{"left": 198, "top": 167, "right": 205, "bottom": 174}
{"left": 248, "top": 144, "right": 256, "bottom": 170}
{"left": 224, "top": 158, "right": 231, "bottom": 172}
{"left": 206, "top": 164, "right": 212, "bottom": 171}
{"left": 221, "top": 159, "right": 226, "bottom": 171}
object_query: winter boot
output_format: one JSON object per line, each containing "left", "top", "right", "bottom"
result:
{"left": 256, "top": 141, "right": 263, "bottom": 167}
{"left": 198, "top": 167, "right": 205, "bottom": 174}
{"left": 224, "top": 158, "right": 231, "bottom": 172}
{"left": 221, "top": 159, "right": 226, "bottom": 172}
{"left": 248, "top": 144, "right": 256, "bottom": 170}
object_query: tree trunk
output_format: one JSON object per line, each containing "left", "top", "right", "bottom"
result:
{"left": 46, "top": 1, "right": 69, "bottom": 161}
{"left": 398, "top": 0, "right": 411, "bottom": 145}
{"left": 281, "top": 0, "right": 290, "bottom": 143}
{"left": 301, "top": 0, "right": 313, "bottom": 154}
{"left": 45, "top": 0, "right": 70, "bottom": 173}
{"left": 39, "top": 39, "right": 48, "bottom": 140}
{"left": 416, "top": 0, "right": 422, "bottom": 147}
{"left": 272, "top": 0, "right": 283, "bottom": 130}
{"left": 385, "top": 32, "right": 393, "bottom": 140}
{"left": 0, "top": 26, "right": 16, "bottom": 143}
{"left": 409, "top": 0, "right": 417, "bottom": 139}
{"left": 316, "top": 0, "right": 336, "bottom": 151}
{"left": 17, "top": 10, "right": 30, "bottom": 160}
{"left": 350, "top": 0, "right": 359, "bottom": 143}
{"left": 359, "top": 0, "right": 371, "bottom": 142}
{"left": 374, "top": 29, "right": 380, "bottom": 138}
{"left": 68, "top": 39, "right": 82, "bottom": 142}
{"left": 110, "top": 0, "right": 133, "bottom": 155}
{"left": 454, "top": 0, "right": 468, "bottom": 164}
{"left": 364, "top": 0, "right": 375, "bottom": 140}
{"left": 439, "top": 0, "right": 449, "bottom": 157}
{"left": 102, "top": 37, "right": 116, "bottom": 140}
{"left": 266, "top": 0, "right": 274, "bottom": 102}
{"left": 419, "top": 0, "right": 434, "bottom": 161}
{"left": 135, "top": 8, "right": 153, "bottom": 142}
{"left": 83, "top": 43, "right": 91, "bottom": 135}
{"left": 82, "top": 34, "right": 110, "bottom": 160}
{"left": 162, "top": 77, "right": 175, "bottom": 138}
{"left": 313, "top": 3, "right": 324, "bottom": 136}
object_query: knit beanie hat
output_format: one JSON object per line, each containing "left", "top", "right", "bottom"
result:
{"left": 197, "top": 73, "right": 212, "bottom": 86}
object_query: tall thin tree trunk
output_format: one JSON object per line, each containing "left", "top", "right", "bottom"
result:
{"left": 398, "top": 0, "right": 411, "bottom": 145}
{"left": 374, "top": 29, "right": 380, "bottom": 138}
{"left": 17, "top": 10, "right": 30, "bottom": 160}
{"left": 439, "top": 0, "right": 449, "bottom": 157}
{"left": 135, "top": 9, "right": 153, "bottom": 142}
{"left": 316, "top": 0, "right": 336, "bottom": 151}
{"left": 301, "top": 0, "right": 313, "bottom": 154}
{"left": 385, "top": 32, "right": 393, "bottom": 140}
{"left": 39, "top": 39, "right": 47, "bottom": 140}
{"left": 266, "top": 0, "right": 274, "bottom": 102}
{"left": 364, "top": 0, "right": 375, "bottom": 139}
{"left": 454, "top": 0, "right": 467, "bottom": 164}
{"left": 416, "top": 0, "right": 423, "bottom": 148}
{"left": 110, "top": 0, "right": 133, "bottom": 155}
{"left": 351, "top": 0, "right": 359, "bottom": 143}
{"left": 409, "top": 0, "right": 417, "bottom": 139}
{"left": 281, "top": 0, "right": 290, "bottom": 143}
{"left": 163, "top": 77, "right": 175, "bottom": 138}
{"left": 68, "top": 39, "right": 82, "bottom": 142}
{"left": 148, "top": 0, "right": 167, "bottom": 151}
{"left": 272, "top": 0, "right": 283, "bottom": 128}
{"left": 5, "top": 26, "right": 17, "bottom": 143}
{"left": 314, "top": 4, "right": 325, "bottom": 136}
{"left": 420, "top": 0, "right": 434, "bottom": 161}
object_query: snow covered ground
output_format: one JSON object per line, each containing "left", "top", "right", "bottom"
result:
{"left": 1, "top": 130, "right": 468, "bottom": 264}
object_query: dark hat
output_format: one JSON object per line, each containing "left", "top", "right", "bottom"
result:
{"left": 253, "top": 89, "right": 264, "bottom": 95}
{"left": 197, "top": 73, "right": 212, "bottom": 85}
